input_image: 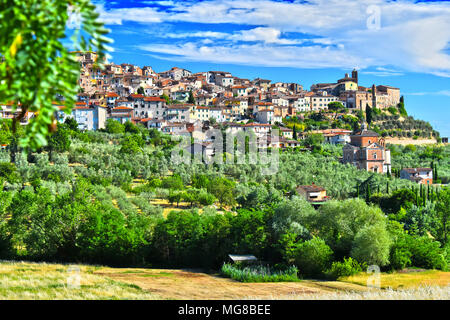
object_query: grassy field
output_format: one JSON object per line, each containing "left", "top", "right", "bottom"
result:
{"left": 0, "top": 261, "right": 158, "bottom": 300}
{"left": 339, "top": 269, "right": 450, "bottom": 289}
{"left": 1, "top": 262, "right": 449, "bottom": 300}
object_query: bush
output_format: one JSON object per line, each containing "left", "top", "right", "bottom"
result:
{"left": 221, "top": 263, "right": 299, "bottom": 282}
{"left": 325, "top": 257, "right": 364, "bottom": 280}
{"left": 294, "top": 237, "right": 333, "bottom": 278}
{"left": 390, "top": 234, "right": 447, "bottom": 271}
{"left": 389, "top": 245, "right": 412, "bottom": 270}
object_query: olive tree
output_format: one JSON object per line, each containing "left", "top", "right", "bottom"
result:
{"left": 0, "top": 0, "right": 112, "bottom": 150}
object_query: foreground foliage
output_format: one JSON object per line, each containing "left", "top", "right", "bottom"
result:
{"left": 221, "top": 263, "right": 299, "bottom": 282}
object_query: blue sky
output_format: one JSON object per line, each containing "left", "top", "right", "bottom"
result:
{"left": 92, "top": 0, "right": 450, "bottom": 137}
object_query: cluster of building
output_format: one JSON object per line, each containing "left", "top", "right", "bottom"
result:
{"left": 26, "top": 52, "right": 398, "bottom": 132}
{"left": 1, "top": 51, "right": 414, "bottom": 177}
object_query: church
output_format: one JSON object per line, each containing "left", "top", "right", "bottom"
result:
{"left": 342, "top": 122, "right": 391, "bottom": 173}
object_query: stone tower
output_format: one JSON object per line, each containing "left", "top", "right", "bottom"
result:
{"left": 352, "top": 69, "right": 358, "bottom": 85}
{"left": 372, "top": 84, "right": 377, "bottom": 108}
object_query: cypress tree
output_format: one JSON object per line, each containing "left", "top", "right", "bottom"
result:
{"left": 423, "top": 186, "right": 426, "bottom": 206}
{"left": 366, "top": 184, "right": 371, "bottom": 202}
{"left": 386, "top": 181, "right": 390, "bottom": 194}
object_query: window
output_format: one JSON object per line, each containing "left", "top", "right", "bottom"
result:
{"left": 373, "top": 153, "right": 377, "bottom": 159}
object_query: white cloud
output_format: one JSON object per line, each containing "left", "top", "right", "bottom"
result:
{"left": 407, "top": 90, "right": 450, "bottom": 96}
{"left": 164, "top": 27, "right": 301, "bottom": 44}
{"left": 164, "top": 31, "right": 230, "bottom": 39}
{"left": 95, "top": 3, "right": 163, "bottom": 25}
{"left": 230, "top": 27, "right": 301, "bottom": 44}
{"left": 362, "top": 67, "right": 404, "bottom": 77}
{"left": 138, "top": 42, "right": 367, "bottom": 69}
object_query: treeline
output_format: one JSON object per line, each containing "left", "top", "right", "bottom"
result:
{"left": 1, "top": 182, "right": 448, "bottom": 278}
{"left": 0, "top": 119, "right": 449, "bottom": 278}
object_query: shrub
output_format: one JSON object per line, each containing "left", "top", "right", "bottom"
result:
{"left": 325, "top": 257, "right": 364, "bottom": 280}
{"left": 0, "top": 162, "right": 20, "bottom": 183}
{"left": 294, "top": 237, "right": 333, "bottom": 278}
{"left": 389, "top": 245, "right": 412, "bottom": 270}
{"left": 221, "top": 263, "right": 299, "bottom": 282}
{"left": 390, "top": 234, "right": 447, "bottom": 271}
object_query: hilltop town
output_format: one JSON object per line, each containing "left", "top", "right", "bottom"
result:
{"left": 65, "top": 52, "right": 401, "bottom": 129}
{"left": 0, "top": 51, "right": 440, "bottom": 176}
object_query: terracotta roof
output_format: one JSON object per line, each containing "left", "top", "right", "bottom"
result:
{"left": 353, "top": 129, "right": 379, "bottom": 137}
{"left": 296, "top": 184, "right": 326, "bottom": 192}
{"left": 144, "top": 97, "right": 166, "bottom": 102}
{"left": 244, "top": 123, "right": 271, "bottom": 127}
{"left": 402, "top": 168, "right": 433, "bottom": 173}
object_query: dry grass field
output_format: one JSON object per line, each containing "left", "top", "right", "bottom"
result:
{"left": 93, "top": 268, "right": 367, "bottom": 300}
{"left": 0, "top": 261, "right": 158, "bottom": 300}
{"left": 1, "top": 262, "right": 449, "bottom": 300}
{"left": 339, "top": 269, "right": 450, "bottom": 289}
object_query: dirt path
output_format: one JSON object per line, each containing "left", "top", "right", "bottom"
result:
{"left": 94, "top": 268, "right": 367, "bottom": 300}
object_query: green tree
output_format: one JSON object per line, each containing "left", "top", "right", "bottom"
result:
{"left": 303, "top": 133, "right": 324, "bottom": 147}
{"left": 63, "top": 117, "right": 79, "bottom": 132}
{"left": 209, "top": 117, "right": 217, "bottom": 125}
{"left": 188, "top": 90, "right": 196, "bottom": 104}
{"left": 46, "top": 124, "right": 71, "bottom": 159}
{"left": 120, "top": 135, "right": 143, "bottom": 154}
{"left": 0, "top": 0, "right": 111, "bottom": 150}
{"left": 161, "top": 94, "right": 170, "bottom": 105}
{"left": 105, "top": 119, "right": 125, "bottom": 134}
{"left": 314, "top": 199, "right": 388, "bottom": 259}
{"left": 350, "top": 223, "right": 391, "bottom": 266}
{"left": 162, "top": 175, "right": 184, "bottom": 190}
{"left": 435, "top": 188, "right": 450, "bottom": 244}
{"left": 366, "top": 105, "right": 373, "bottom": 125}
{"left": 124, "top": 121, "right": 140, "bottom": 134}
{"left": 294, "top": 237, "right": 333, "bottom": 278}
{"left": 271, "top": 197, "right": 315, "bottom": 239}
{"left": 208, "top": 177, "right": 236, "bottom": 208}
{"left": 397, "top": 96, "right": 407, "bottom": 116}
